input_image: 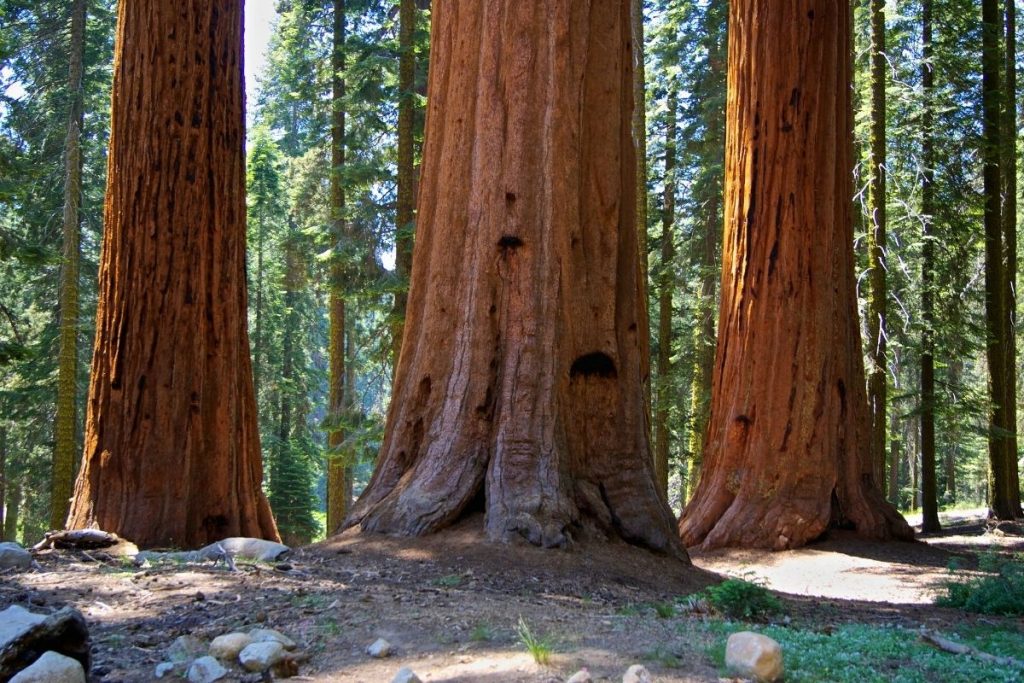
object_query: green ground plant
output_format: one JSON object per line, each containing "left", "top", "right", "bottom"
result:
{"left": 516, "top": 616, "right": 553, "bottom": 665}
{"left": 703, "top": 621, "right": 1024, "bottom": 682}
{"left": 937, "top": 553, "right": 1024, "bottom": 616}
{"left": 699, "top": 577, "right": 783, "bottom": 620}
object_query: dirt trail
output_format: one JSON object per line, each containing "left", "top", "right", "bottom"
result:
{"left": 1, "top": 512, "right": 1020, "bottom": 682}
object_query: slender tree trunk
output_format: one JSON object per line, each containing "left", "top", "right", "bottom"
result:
{"left": 0, "top": 425, "right": 6, "bottom": 536}
{"left": 327, "top": 0, "right": 350, "bottom": 534}
{"left": 66, "top": 1, "right": 279, "bottom": 548}
{"left": 654, "top": 89, "right": 677, "bottom": 497}
{"left": 632, "top": 0, "right": 652, "bottom": 424}
{"left": 4, "top": 480, "right": 20, "bottom": 543}
{"left": 685, "top": 191, "right": 720, "bottom": 502}
{"left": 982, "top": 0, "right": 1015, "bottom": 520}
{"left": 678, "top": 0, "right": 913, "bottom": 550}
{"left": 273, "top": 225, "right": 300, "bottom": 542}
{"left": 888, "top": 430, "right": 900, "bottom": 504}
{"left": 253, "top": 214, "right": 265, "bottom": 399}
{"left": 346, "top": 0, "right": 683, "bottom": 557}
{"left": 944, "top": 361, "right": 961, "bottom": 501}
{"left": 866, "top": 0, "right": 889, "bottom": 491}
{"left": 920, "top": 0, "right": 941, "bottom": 532}
{"left": 1002, "top": 0, "right": 1021, "bottom": 515}
{"left": 393, "top": 0, "right": 417, "bottom": 369}
{"left": 52, "top": 0, "right": 88, "bottom": 531}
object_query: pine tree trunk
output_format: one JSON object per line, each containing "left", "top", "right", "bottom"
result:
{"left": 0, "top": 425, "right": 6, "bottom": 536}
{"left": 653, "top": 90, "right": 677, "bottom": 498}
{"left": 4, "top": 480, "right": 20, "bottom": 543}
{"left": 327, "top": 0, "right": 350, "bottom": 534}
{"left": 52, "top": 0, "right": 88, "bottom": 531}
{"left": 678, "top": 0, "right": 912, "bottom": 550}
{"left": 253, "top": 214, "right": 265, "bottom": 399}
{"left": 685, "top": 190, "right": 720, "bottom": 502}
{"left": 66, "top": 1, "right": 279, "bottom": 548}
{"left": 1002, "top": 0, "right": 1021, "bottom": 516}
{"left": 346, "top": 0, "right": 682, "bottom": 557}
{"left": 919, "top": 0, "right": 940, "bottom": 532}
{"left": 982, "top": 0, "right": 1015, "bottom": 520}
{"left": 888, "top": 431, "right": 900, "bottom": 504}
{"left": 273, "top": 226, "right": 301, "bottom": 544}
{"left": 392, "top": 0, "right": 417, "bottom": 369}
{"left": 866, "top": 0, "right": 889, "bottom": 491}
{"left": 632, "top": 0, "right": 652, "bottom": 425}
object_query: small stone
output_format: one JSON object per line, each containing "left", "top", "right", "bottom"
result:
{"left": 391, "top": 666, "right": 422, "bottom": 683}
{"left": 725, "top": 631, "right": 783, "bottom": 683}
{"left": 367, "top": 638, "right": 393, "bottom": 658}
{"left": 187, "top": 656, "right": 228, "bottom": 683}
{"left": 239, "top": 641, "right": 286, "bottom": 672}
{"left": 622, "top": 664, "right": 651, "bottom": 683}
{"left": 248, "top": 628, "right": 296, "bottom": 650}
{"left": 567, "top": 668, "right": 593, "bottom": 683}
{"left": 167, "top": 635, "right": 207, "bottom": 663}
{"left": 154, "top": 662, "right": 180, "bottom": 679}
{"left": 209, "top": 632, "right": 253, "bottom": 660}
{"left": 10, "top": 651, "right": 85, "bottom": 683}
{"left": 0, "top": 542, "right": 31, "bottom": 571}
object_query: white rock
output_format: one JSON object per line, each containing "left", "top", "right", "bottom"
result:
{"left": 168, "top": 634, "right": 207, "bottom": 662}
{"left": 622, "top": 664, "right": 651, "bottom": 683}
{"left": 186, "top": 656, "right": 228, "bottom": 683}
{"left": 153, "top": 662, "right": 179, "bottom": 679}
{"left": 10, "top": 651, "right": 85, "bottom": 683}
{"left": 239, "top": 641, "right": 286, "bottom": 672}
{"left": 0, "top": 605, "right": 47, "bottom": 650}
{"left": 567, "top": 668, "right": 593, "bottom": 683}
{"left": 391, "top": 666, "right": 422, "bottom": 683}
{"left": 367, "top": 638, "right": 393, "bottom": 658}
{"left": 209, "top": 632, "right": 253, "bottom": 660}
{"left": 725, "top": 631, "right": 783, "bottom": 682}
{"left": 203, "top": 537, "right": 290, "bottom": 562}
{"left": 0, "top": 542, "right": 31, "bottom": 570}
{"left": 248, "top": 627, "right": 296, "bottom": 649}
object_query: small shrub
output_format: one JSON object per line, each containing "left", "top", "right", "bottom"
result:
{"left": 936, "top": 553, "right": 1024, "bottom": 616}
{"left": 516, "top": 616, "right": 553, "bottom": 665}
{"left": 433, "top": 574, "right": 463, "bottom": 588}
{"left": 700, "top": 578, "right": 783, "bottom": 620}
{"left": 470, "top": 623, "right": 493, "bottom": 642}
{"left": 654, "top": 602, "right": 676, "bottom": 619}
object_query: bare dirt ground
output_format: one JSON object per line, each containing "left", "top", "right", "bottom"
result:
{"left": 1, "top": 511, "right": 1021, "bottom": 682}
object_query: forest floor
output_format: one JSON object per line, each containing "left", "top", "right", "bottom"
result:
{"left": 2, "top": 510, "right": 1023, "bottom": 683}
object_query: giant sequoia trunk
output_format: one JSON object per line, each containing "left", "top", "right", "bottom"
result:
{"left": 678, "top": 0, "right": 913, "bottom": 550}
{"left": 66, "top": 1, "right": 279, "bottom": 548}
{"left": 345, "top": 0, "right": 683, "bottom": 557}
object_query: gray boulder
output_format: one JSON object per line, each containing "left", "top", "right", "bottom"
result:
{"left": 0, "top": 542, "right": 31, "bottom": 570}
{"left": 9, "top": 651, "right": 85, "bottom": 683}
{"left": 187, "top": 656, "right": 228, "bottom": 683}
{"left": 0, "top": 606, "right": 90, "bottom": 680}
{"left": 392, "top": 666, "right": 422, "bottom": 683}
{"left": 239, "top": 641, "right": 286, "bottom": 672}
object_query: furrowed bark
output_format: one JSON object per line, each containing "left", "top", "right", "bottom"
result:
{"left": 67, "top": 0, "right": 279, "bottom": 548}
{"left": 346, "top": 0, "right": 683, "bottom": 559}
{"left": 678, "top": 0, "right": 913, "bottom": 550}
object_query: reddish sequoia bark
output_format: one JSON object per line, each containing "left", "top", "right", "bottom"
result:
{"left": 66, "top": 1, "right": 279, "bottom": 548}
{"left": 678, "top": 0, "right": 913, "bottom": 550}
{"left": 345, "top": 0, "right": 683, "bottom": 558}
